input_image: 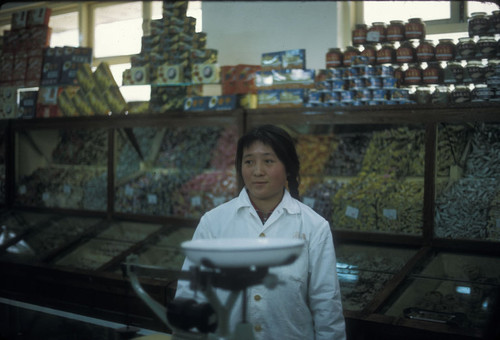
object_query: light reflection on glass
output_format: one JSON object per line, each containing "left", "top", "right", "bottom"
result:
{"left": 456, "top": 286, "right": 471, "bottom": 295}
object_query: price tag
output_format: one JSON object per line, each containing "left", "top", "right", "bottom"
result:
{"left": 63, "top": 185, "right": 71, "bottom": 194}
{"left": 345, "top": 205, "right": 359, "bottom": 219}
{"left": 191, "top": 196, "right": 202, "bottom": 207}
{"left": 302, "top": 197, "right": 316, "bottom": 209}
{"left": 42, "top": 192, "right": 50, "bottom": 201}
{"left": 366, "top": 31, "right": 380, "bottom": 42}
{"left": 147, "top": 194, "right": 158, "bottom": 205}
{"left": 19, "top": 185, "right": 27, "bottom": 195}
{"left": 212, "top": 196, "right": 226, "bottom": 206}
{"left": 125, "top": 185, "right": 134, "bottom": 197}
{"left": 383, "top": 208, "right": 398, "bottom": 220}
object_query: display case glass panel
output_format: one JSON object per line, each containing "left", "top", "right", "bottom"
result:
{"left": 0, "top": 211, "right": 55, "bottom": 249}
{"left": 0, "top": 215, "right": 102, "bottom": 262}
{"left": 0, "top": 126, "right": 6, "bottom": 205}
{"left": 382, "top": 251, "right": 500, "bottom": 331}
{"left": 335, "top": 243, "right": 417, "bottom": 311}
{"left": 435, "top": 123, "right": 500, "bottom": 241}
{"left": 54, "top": 220, "right": 162, "bottom": 271}
{"left": 114, "top": 125, "right": 239, "bottom": 218}
{"left": 255, "top": 122, "right": 427, "bottom": 235}
{"left": 14, "top": 128, "right": 108, "bottom": 211}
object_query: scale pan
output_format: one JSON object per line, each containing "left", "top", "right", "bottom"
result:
{"left": 181, "top": 238, "right": 304, "bottom": 268}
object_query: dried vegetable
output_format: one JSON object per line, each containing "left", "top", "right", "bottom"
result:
{"left": 331, "top": 173, "right": 398, "bottom": 231}
{"left": 376, "top": 180, "right": 424, "bottom": 234}
{"left": 488, "top": 192, "right": 500, "bottom": 240}
{"left": 465, "top": 123, "right": 500, "bottom": 178}
{"left": 323, "top": 134, "right": 371, "bottom": 177}
{"left": 114, "top": 170, "right": 194, "bottom": 216}
{"left": 436, "top": 124, "right": 470, "bottom": 177}
{"left": 435, "top": 178, "right": 499, "bottom": 239}
{"left": 173, "top": 170, "right": 237, "bottom": 218}
{"left": 155, "top": 227, "right": 195, "bottom": 247}
{"left": 16, "top": 167, "right": 106, "bottom": 210}
{"left": 155, "top": 126, "right": 222, "bottom": 170}
{"left": 116, "top": 127, "right": 158, "bottom": 180}
{"left": 302, "top": 179, "right": 344, "bottom": 223}
{"left": 52, "top": 129, "right": 108, "bottom": 166}
{"left": 361, "top": 127, "right": 426, "bottom": 177}
{"left": 97, "top": 221, "right": 161, "bottom": 243}
{"left": 134, "top": 246, "right": 186, "bottom": 272}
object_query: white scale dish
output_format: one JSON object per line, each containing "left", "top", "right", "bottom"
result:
{"left": 182, "top": 238, "right": 304, "bottom": 268}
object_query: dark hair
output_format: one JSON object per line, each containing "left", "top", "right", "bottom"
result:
{"left": 235, "top": 124, "right": 301, "bottom": 200}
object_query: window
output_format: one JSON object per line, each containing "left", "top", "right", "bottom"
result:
{"left": 50, "top": 11, "right": 79, "bottom": 47}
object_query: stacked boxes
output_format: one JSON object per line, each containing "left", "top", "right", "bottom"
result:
{"left": 220, "top": 64, "right": 261, "bottom": 95}
{"left": 0, "top": 7, "right": 52, "bottom": 88}
{"left": 256, "top": 49, "right": 315, "bottom": 108}
{"left": 0, "top": 87, "right": 18, "bottom": 119}
{"left": 123, "top": 1, "right": 219, "bottom": 113}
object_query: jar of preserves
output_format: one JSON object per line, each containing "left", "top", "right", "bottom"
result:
{"left": 416, "top": 86, "right": 432, "bottom": 104}
{"left": 343, "top": 46, "right": 360, "bottom": 67}
{"left": 367, "top": 22, "right": 387, "bottom": 43}
{"left": 456, "top": 37, "right": 477, "bottom": 61}
{"left": 477, "top": 36, "right": 497, "bottom": 59}
{"left": 387, "top": 20, "right": 405, "bottom": 42}
{"left": 422, "top": 61, "right": 443, "bottom": 85}
{"left": 468, "top": 12, "right": 489, "bottom": 37}
{"left": 435, "top": 39, "right": 456, "bottom": 61}
{"left": 326, "top": 48, "right": 343, "bottom": 68}
{"left": 451, "top": 85, "right": 471, "bottom": 103}
{"left": 361, "top": 44, "right": 377, "bottom": 65}
{"left": 416, "top": 40, "right": 435, "bottom": 62}
{"left": 405, "top": 18, "right": 426, "bottom": 40}
{"left": 444, "top": 61, "right": 464, "bottom": 84}
{"left": 491, "top": 10, "right": 500, "bottom": 34}
{"left": 471, "top": 84, "right": 494, "bottom": 101}
{"left": 404, "top": 63, "right": 423, "bottom": 86}
{"left": 376, "top": 43, "right": 396, "bottom": 64}
{"left": 396, "top": 40, "right": 416, "bottom": 64}
{"left": 485, "top": 59, "right": 500, "bottom": 78}
{"left": 352, "top": 24, "right": 368, "bottom": 46}
{"left": 464, "top": 60, "right": 485, "bottom": 84}
{"left": 394, "top": 65, "right": 404, "bottom": 86}
{"left": 432, "top": 85, "right": 450, "bottom": 104}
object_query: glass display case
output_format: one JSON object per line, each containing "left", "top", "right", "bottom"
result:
{"left": 0, "top": 124, "right": 6, "bottom": 205}
{"left": 434, "top": 123, "right": 500, "bottom": 242}
{"left": 381, "top": 251, "right": 500, "bottom": 332}
{"left": 13, "top": 127, "right": 108, "bottom": 211}
{"left": 335, "top": 243, "right": 418, "bottom": 311}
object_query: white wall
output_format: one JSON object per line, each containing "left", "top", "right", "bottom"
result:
{"left": 202, "top": 1, "right": 338, "bottom": 71}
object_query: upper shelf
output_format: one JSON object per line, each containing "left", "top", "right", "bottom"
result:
{"left": 8, "top": 103, "right": 500, "bottom": 130}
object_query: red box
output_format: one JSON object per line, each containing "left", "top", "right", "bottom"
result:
{"left": 27, "top": 7, "right": 52, "bottom": 28}
{"left": 26, "top": 49, "right": 44, "bottom": 86}
{"left": 29, "top": 26, "right": 52, "bottom": 49}
{"left": 0, "top": 53, "right": 14, "bottom": 84}
{"left": 235, "top": 64, "right": 261, "bottom": 82}
{"left": 13, "top": 51, "right": 28, "bottom": 81}
{"left": 221, "top": 65, "right": 237, "bottom": 83}
{"left": 222, "top": 81, "right": 237, "bottom": 95}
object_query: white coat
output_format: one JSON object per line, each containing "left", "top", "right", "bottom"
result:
{"left": 175, "top": 188, "right": 346, "bottom": 340}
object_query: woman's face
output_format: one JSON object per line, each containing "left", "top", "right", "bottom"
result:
{"left": 241, "top": 141, "right": 287, "bottom": 207}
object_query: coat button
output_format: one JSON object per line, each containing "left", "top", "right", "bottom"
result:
{"left": 254, "top": 294, "right": 261, "bottom": 301}
{"left": 259, "top": 232, "right": 266, "bottom": 237}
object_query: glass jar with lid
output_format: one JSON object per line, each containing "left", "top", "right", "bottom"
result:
{"left": 404, "top": 63, "right": 423, "bottom": 86}
{"left": 435, "top": 39, "right": 456, "bottom": 61}
{"left": 326, "top": 48, "right": 343, "bottom": 68}
{"left": 343, "top": 46, "right": 360, "bottom": 67}
{"left": 377, "top": 43, "right": 396, "bottom": 64}
{"left": 477, "top": 36, "right": 497, "bottom": 60}
{"left": 451, "top": 85, "right": 471, "bottom": 103}
{"left": 416, "top": 40, "right": 435, "bottom": 62}
{"left": 464, "top": 60, "right": 485, "bottom": 84}
{"left": 352, "top": 24, "right": 368, "bottom": 46}
{"left": 468, "top": 12, "right": 490, "bottom": 37}
{"left": 360, "top": 44, "right": 377, "bottom": 65}
{"left": 456, "top": 37, "right": 477, "bottom": 61}
{"left": 405, "top": 18, "right": 426, "bottom": 40}
{"left": 444, "top": 61, "right": 464, "bottom": 84}
{"left": 367, "top": 22, "right": 387, "bottom": 43}
{"left": 396, "top": 40, "right": 416, "bottom": 64}
{"left": 485, "top": 59, "right": 500, "bottom": 79}
{"left": 432, "top": 85, "right": 450, "bottom": 104}
{"left": 387, "top": 20, "right": 405, "bottom": 42}
{"left": 491, "top": 10, "right": 500, "bottom": 34}
{"left": 422, "top": 61, "right": 443, "bottom": 85}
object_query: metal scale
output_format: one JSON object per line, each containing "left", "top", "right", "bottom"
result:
{"left": 123, "top": 238, "right": 304, "bottom": 340}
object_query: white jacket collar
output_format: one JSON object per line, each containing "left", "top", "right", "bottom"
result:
{"left": 236, "top": 188, "right": 301, "bottom": 215}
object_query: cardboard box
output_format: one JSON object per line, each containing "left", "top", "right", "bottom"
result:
{"left": 11, "top": 10, "right": 28, "bottom": 30}
{"left": 94, "top": 62, "right": 119, "bottom": 91}
{"left": 57, "top": 88, "right": 79, "bottom": 117}
{"left": 59, "top": 46, "right": 93, "bottom": 86}
{"left": 18, "top": 90, "right": 38, "bottom": 118}
{"left": 72, "top": 88, "right": 94, "bottom": 116}
{"left": 102, "top": 86, "right": 127, "bottom": 114}
{"left": 40, "top": 47, "right": 63, "bottom": 86}
{"left": 76, "top": 63, "right": 96, "bottom": 93}
{"left": 27, "top": 7, "right": 52, "bottom": 27}
{"left": 192, "top": 63, "right": 220, "bottom": 84}
{"left": 0, "top": 53, "right": 14, "bottom": 84}
{"left": 13, "top": 50, "right": 28, "bottom": 82}
{"left": 122, "top": 66, "right": 150, "bottom": 85}
{"left": 86, "top": 88, "right": 111, "bottom": 115}
{"left": 155, "top": 63, "right": 185, "bottom": 85}
{"left": 25, "top": 48, "right": 44, "bottom": 85}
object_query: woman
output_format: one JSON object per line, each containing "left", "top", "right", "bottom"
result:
{"left": 176, "top": 124, "right": 346, "bottom": 340}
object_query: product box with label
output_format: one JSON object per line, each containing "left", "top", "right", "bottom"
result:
{"left": 40, "top": 47, "right": 64, "bottom": 86}
{"left": 19, "top": 90, "right": 39, "bottom": 118}
{"left": 122, "top": 66, "right": 151, "bottom": 86}
{"left": 0, "top": 53, "right": 14, "bottom": 85}
{"left": 59, "top": 46, "right": 93, "bottom": 86}
{"left": 94, "top": 62, "right": 120, "bottom": 90}
{"left": 27, "top": 7, "right": 52, "bottom": 27}
{"left": 155, "top": 63, "right": 185, "bottom": 85}
{"left": 192, "top": 63, "right": 220, "bottom": 84}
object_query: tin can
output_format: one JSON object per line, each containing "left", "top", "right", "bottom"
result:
{"left": 367, "top": 22, "right": 387, "bottom": 43}
{"left": 326, "top": 48, "right": 343, "bottom": 68}
{"left": 341, "top": 90, "right": 357, "bottom": 102}
{"left": 387, "top": 20, "right": 405, "bottom": 42}
{"left": 477, "top": 36, "right": 497, "bottom": 59}
{"left": 352, "top": 77, "right": 366, "bottom": 89}
{"left": 396, "top": 40, "right": 416, "bottom": 64}
{"left": 367, "top": 76, "right": 382, "bottom": 89}
{"left": 405, "top": 18, "right": 426, "bottom": 40}
{"left": 332, "top": 79, "right": 348, "bottom": 91}
{"left": 416, "top": 40, "right": 435, "bottom": 62}
{"left": 377, "top": 43, "right": 396, "bottom": 64}
{"left": 352, "top": 24, "right": 368, "bottom": 46}
{"left": 456, "top": 37, "right": 477, "bottom": 61}
{"left": 359, "top": 88, "right": 373, "bottom": 101}
{"left": 380, "top": 64, "right": 394, "bottom": 78}
{"left": 435, "top": 39, "right": 456, "bottom": 61}
{"left": 363, "top": 65, "right": 377, "bottom": 77}
{"left": 372, "top": 88, "right": 389, "bottom": 101}
{"left": 404, "top": 63, "right": 423, "bottom": 86}
{"left": 468, "top": 12, "right": 489, "bottom": 37}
